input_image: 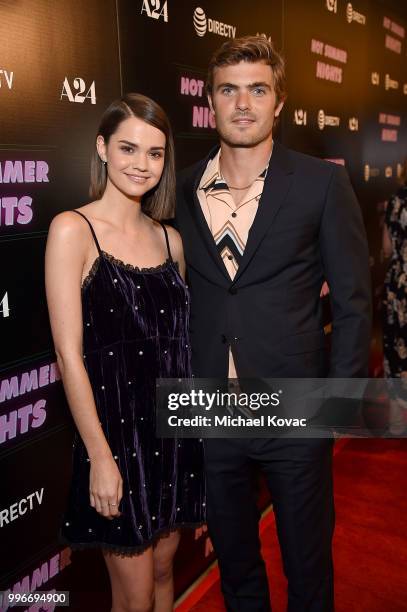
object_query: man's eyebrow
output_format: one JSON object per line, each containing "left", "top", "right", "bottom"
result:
{"left": 248, "top": 81, "right": 272, "bottom": 89}
{"left": 215, "top": 81, "right": 272, "bottom": 91}
{"left": 215, "top": 82, "right": 237, "bottom": 91}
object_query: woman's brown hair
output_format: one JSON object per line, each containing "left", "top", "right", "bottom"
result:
{"left": 89, "top": 93, "right": 175, "bottom": 220}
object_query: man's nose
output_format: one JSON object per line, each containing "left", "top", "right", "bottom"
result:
{"left": 235, "top": 91, "right": 250, "bottom": 111}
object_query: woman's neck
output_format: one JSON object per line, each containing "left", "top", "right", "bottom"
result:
{"left": 97, "top": 180, "right": 146, "bottom": 231}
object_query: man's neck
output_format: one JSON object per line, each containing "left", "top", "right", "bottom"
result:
{"left": 219, "top": 137, "right": 273, "bottom": 187}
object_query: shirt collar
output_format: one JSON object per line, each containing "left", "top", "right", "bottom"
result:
{"left": 198, "top": 144, "right": 273, "bottom": 192}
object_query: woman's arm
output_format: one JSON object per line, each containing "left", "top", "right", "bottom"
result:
{"left": 45, "top": 211, "right": 122, "bottom": 519}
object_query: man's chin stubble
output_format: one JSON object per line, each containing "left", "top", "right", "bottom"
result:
{"left": 219, "top": 132, "right": 272, "bottom": 148}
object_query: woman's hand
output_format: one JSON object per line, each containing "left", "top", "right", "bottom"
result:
{"left": 89, "top": 455, "right": 123, "bottom": 520}
{"left": 194, "top": 524, "right": 208, "bottom": 540}
{"left": 194, "top": 524, "right": 214, "bottom": 557}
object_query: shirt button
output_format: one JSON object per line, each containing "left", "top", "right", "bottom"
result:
{"left": 227, "top": 255, "right": 233, "bottom": 260}
{"left": 231, "top": 212, "right": 237, "bottom": 218}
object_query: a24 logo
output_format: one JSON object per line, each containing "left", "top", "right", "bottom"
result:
{"left": 60, "top": 78, "right": 96, "bottom": 105}
{"left": 0, "top": 292, "right": 10, "bottom": 318}
{"left": 141, "top": 0, "right": 168, "bottom": 22}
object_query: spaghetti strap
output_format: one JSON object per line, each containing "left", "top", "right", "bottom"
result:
{"left": 72, "top": 209, "right": 102, "bottom": 255}
{"left": 160, "top": 222, "right": 174, "bottom": 263}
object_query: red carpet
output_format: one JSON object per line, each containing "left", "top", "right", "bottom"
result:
{"left": 178, "top": 439, "right": 407, "bottom": 611}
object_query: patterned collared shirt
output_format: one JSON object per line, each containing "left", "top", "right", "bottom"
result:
{"left": 197, "top": 148, "right": 270, "bottom": 377}
{"left": 197, "top": 149, "right": 269, "bottom": 279}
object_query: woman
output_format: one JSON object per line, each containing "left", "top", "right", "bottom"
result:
{"left": 382, "top": 160, "right": 407, "bottom": 435}
{"left": 45, "top": 93, "right": 205, "bottom": 611}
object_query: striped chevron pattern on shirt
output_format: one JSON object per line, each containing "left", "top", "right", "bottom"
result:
{"left": 197, "top": 149, "right": 269, "bottom": 280}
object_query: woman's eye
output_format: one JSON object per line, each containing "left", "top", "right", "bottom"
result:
{"left": 150, "top": 152, "right": 163, "bottom": 159}
{"left": 120, "top": 146, "right": 133, "bottom": 153}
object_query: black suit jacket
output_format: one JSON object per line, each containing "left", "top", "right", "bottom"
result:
{"left": 175, "top": 141, "right": 372, "bottom": 379}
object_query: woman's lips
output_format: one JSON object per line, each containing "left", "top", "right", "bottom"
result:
{"left": 125, "top": 174, "right": 149, "bottom": 183}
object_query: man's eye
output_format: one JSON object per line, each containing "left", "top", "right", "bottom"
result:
{"left": 253, "top": 88, "right": 266, "bottom": 96}
{"left": 222, "top": 87, "right": 233, "bottom": 95}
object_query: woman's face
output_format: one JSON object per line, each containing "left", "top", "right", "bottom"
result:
{"left": 97, "top": 116, "right": 166, "bottom": 199}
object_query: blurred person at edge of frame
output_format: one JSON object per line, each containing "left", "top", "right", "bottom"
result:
{"left": 382, "top": 158, "right": 407, "bottom": 436}
{"left": 45, "top": 93, "right": 205, "bottom": 612}
{"left": 175, "top": 35, "right": 372, "bottom": 612}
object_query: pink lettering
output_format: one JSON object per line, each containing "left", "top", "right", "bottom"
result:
{"left": 0, "top": 160, "right": 50, "bottom": 183}
{"left": 20, "top": 370, "right": 39, "bottom": 394}
{"left": 192, "top": 106, "right": 216, "bottom": 129}
{"left": 35, "top": 161, "right": 49, "bottom": 182}
{"left": 382, "top": 128, "right": 398, "bottom": 142}
{"left": 32, "top": 399, "right": 47, "bottom": 428}
{"left": 316, "top": 61, "right": 342, "bottom": 83}
{"left": 311, "top": 38, "right": 324, "bottom": 54}
{"left": 17, "top": 196, "right": 33, "bottom": 224}
{"left": 385, "top": 34, "right": 401, "bottom": 54}
{"left": 18, "top": 404, "right": 33, "bottom": 434}
{"left": 1, "top": 197, "right": 18, "bottom": 225}
{"left": 0, "top": 376, "right": 19, "bottom": 402}
{"left": 0, "top": 410, "right": 17, "bottom": 443}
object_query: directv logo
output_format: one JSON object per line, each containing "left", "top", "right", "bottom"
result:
{"left": 318, "top": 109, "right": 340, "bottom": 130}
{"left": 193, "top": 7, "right": 236, "bottom": 38}
{"left": 193, "top": 7, "right": 207, "bottom": 37}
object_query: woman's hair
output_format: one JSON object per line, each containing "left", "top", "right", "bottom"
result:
{"left": 89, "top": 93, "right": 175, "bottom": 220}
{"left": 206, "top": 35, "right": 286, "bottom": 105}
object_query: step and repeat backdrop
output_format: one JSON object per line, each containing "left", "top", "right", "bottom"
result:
{"left": 1, "top": 0, "right": 406, "bottom": 609}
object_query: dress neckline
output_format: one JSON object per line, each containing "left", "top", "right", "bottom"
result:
{"left": 82, "top": 250, "right": 175, "bottom": 290}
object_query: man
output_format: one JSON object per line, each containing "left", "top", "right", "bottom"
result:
{"left": 175, "top": 36, "right": 371, "bottom": 611}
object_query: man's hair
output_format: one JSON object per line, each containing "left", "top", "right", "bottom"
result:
{"left": 206, "top": 35, "right": 286, "bottom": 104}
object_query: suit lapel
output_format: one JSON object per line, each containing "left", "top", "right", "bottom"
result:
{"left": 232, "top": 141, "right": 295, "bottom": 284}
{"left": 183, "top": 147, "right": 231, "bottom": 282}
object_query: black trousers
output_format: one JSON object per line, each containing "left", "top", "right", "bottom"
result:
{"left": 204, "top": 437, "right": 335, "bottom": 612}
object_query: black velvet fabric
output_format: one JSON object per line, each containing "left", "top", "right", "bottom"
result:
{"left": 59, "top": 216, "right": 205, "bottom": 556}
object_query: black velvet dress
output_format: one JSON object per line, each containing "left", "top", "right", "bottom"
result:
{"left": 58, "top": 210, "right": 205, "bottom": 556}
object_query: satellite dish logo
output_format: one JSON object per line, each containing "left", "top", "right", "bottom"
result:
{"left": 318, "top": 109, "right": 326, "bottom": 130}
{"left": 194, "top": 7, "right": 207, "bottom": 37}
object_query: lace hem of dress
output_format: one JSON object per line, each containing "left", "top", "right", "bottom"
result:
{"left": 82, "top": 252, "right": 179, "bottom": 290}
{"left": 101, "top": 251, "right": 173, "bottom": 274}
{"left": 58, "top": 520, "right": 205, "bottom": 557}
{"left": 82, "top": 256, "right": 101, "bottom": 290}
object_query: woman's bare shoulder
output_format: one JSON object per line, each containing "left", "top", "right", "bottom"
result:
{"left": 161, "top": 223, "right": 184, "bottom": 258}
{"left": 47, "top": 209, "right": 93, "bottom": 252}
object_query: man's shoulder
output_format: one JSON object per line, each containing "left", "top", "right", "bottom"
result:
{"left": 177, "top": 145, "right": 220, "bottom": 186}
{"left": 282, "top": 143, "right": 339, "bottom": 177}
{"left": 177, "top": 159, "right": 206, "bottom": 185}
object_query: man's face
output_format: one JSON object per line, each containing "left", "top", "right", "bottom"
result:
{"left": 208, "top": 60, "right": 284, "bottom": 148}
